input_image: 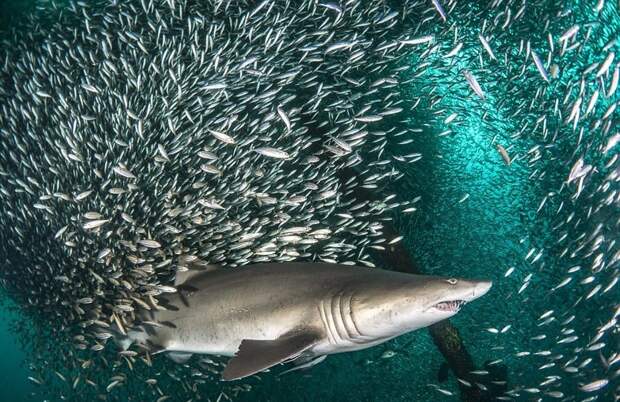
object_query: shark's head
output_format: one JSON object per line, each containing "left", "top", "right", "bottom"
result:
{"left": 350, "top": 275, "right": 492, "bottom": 341}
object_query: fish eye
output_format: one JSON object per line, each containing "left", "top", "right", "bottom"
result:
{"left": 446, "top": 278, "right": 458, "bottom": 285}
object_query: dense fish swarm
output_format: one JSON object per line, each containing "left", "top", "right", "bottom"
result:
{"left": 0, "top": 0, "right": 618, "bottom": 401}
{"left": 0, "top": 0, "right": 420, "bottom": 400}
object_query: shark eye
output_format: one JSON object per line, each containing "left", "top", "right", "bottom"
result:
{"left": 446, "top": 278, "right": 458, "bottom": 285}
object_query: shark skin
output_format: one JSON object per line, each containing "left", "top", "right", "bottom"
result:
{"left": 121, "top": 262, "right": 492, "bottom": 380}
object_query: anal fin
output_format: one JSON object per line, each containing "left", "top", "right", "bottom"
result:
{"left": 222, "top": 330, "right": 321, "bottom": 381}
{"left": 167, "top": 351, "right": 193, "bottom": 364}
{"left": 146, "top": 340, "right": 166, "bottom": 355}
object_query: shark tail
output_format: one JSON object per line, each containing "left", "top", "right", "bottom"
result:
{"left": 111, "top": 322, "right": 150, "bottom": 351}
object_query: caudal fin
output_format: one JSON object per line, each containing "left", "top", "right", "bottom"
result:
{"left": 112, "top": 326, "right": 150, "bottom": 351}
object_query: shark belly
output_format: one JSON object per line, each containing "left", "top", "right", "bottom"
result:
{"left": 311, "top": 335, "right": 398, "bottom": 356}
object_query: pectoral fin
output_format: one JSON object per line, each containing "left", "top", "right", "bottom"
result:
{"left": 221, "top": 330, "right": 321, "bottom": 381}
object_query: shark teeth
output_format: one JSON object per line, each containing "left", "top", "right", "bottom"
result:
{"left": 433, "top": 300, "right": 466, "bottom": 312}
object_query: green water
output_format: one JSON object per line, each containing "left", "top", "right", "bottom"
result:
{"left": 2, "top": 1, "right": 40, "bottom": 398}
{"left": 0, "top": 303, "right": 33, "bottom": 401}
{"left": 1, "top": 2, "right": 35, "bottom": 400}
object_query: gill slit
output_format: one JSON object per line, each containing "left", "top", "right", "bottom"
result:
{"left": 318, "top": 298, "right": 336, "bottom": 345}
{"left": 341, "top": 290, "right": 371, "bottom": 343}
{"left": 331, "top": 290, "right": 345, "bottom": 344}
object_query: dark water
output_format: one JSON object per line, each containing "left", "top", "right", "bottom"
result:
{"left": 1, "top": 1, "right": 39, "bottom": 398}
{"left": 0, "top": 0, "right": 618, "bottom": 401}
{"left": 0, "top": 8, "right": 38, "bottom": 402}
{"left": 0, "top": 301, "right": 32, "bottom": 401}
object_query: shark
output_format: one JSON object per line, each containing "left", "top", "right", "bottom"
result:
{"left": 118, "top": 262, "right": 492, "bottom": 380}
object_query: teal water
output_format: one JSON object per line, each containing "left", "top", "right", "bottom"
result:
{"left": 0, "top": 0, "right": 618, "bottom": 401}
{"left": 0, "top": 302, "right": 33, "bottom": 401}
{"left": 1, "top": 2, "right": 40, "bottom": 399}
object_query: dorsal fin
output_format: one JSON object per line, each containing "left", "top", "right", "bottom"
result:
{"left": 174, "top": 265, "right": 219, "bottom": 286}
{"left": 174, "top": 256, "right": 220, "bottom": 286}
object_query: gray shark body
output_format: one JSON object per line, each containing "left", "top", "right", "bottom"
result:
{"left": 123, "top": 262, "right": 491, "bottom": 380}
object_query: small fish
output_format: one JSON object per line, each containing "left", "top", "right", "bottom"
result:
{"left": 202, "top": 82, "right": 227, "bottom": 90}
{"left": 277, "top": 106, "right": 291, "bottom": 132}
{"left": 74, "top": 190, "right": 93, "bottom": 201}
{"left": 84, "top": 211, "right": 103, "bottom": 220}
{"left": 77, "top": 297, "right": 94, "bottom": 304}
{"left": 400, "top": 36, "right": 434, "bottom": 46}
{"left": 200, "top": 164, "right": 222, "bottom": 175}
{"left": 431, "top": 0, "right": 447, "bottom": 21}
{"left": 157, "top": 144, "right": 169, "bottom": 161}
{"left": 559, "top": 25, "right": 579, "bottom": 42}
{"left": 380, "top": 350, "right": 396, "bottom": 359}
{"left": 388, "top": 236, "right": 403, "bottom": 245}
{"left": 325, "top": 41, "right": 356, "bottom": 54}
{"left": 354, "top": 115, "right": 383, "bottom": 123}
{"left": 81, "top": 83, "right": 100, "bottom": 94}
{"left": 54, "top": 225, "right": 68, "bottom": 239}
{"left": 552, "top": 276, "right": 572, "bottom": 290}
{"left": 254, "top": 147, "right": 290, "bottom": 159}
{"left": 463, "top": 70, "right": 485, "bottom": 99}
{"left": 444, "top": 113, "right": 458, "bottom": 124}
{"left": 113, "top": 166, "right": 136, "bottom": 179}
{"left": 435, "top": 387, "right": 453, "bottom": 396}
{"left": 496, "top": 144, "right": 511, "bottom": 165}
{"left": 138, "top": 239, "right": 162, "bottom": 249}
{"left": 157, "top": 285, "right": 177, "bottom": 294}
{"left": 567, "top": 158, "right": 592, "bottom": 183}
{"left": 28, "top": 376, "right": 43, "bottom": 385}
{"left": 478, "top": 34, "right": 496, "bottom": 60}
{"left": 444, "top": 43, "right": 463, "bottom": 58}
{"left": 579, "top": 379, "right": 608, "bottom": 392}
{"left": 106, "top": 380, "right": 121, "bottom": 392}
{"left": 318, "top": 2, "right": 342, "bottom": 13}
{"left": 584, "top": 90, "right": 599, "bottom": 117}
{"left": 596, "top": 52, "right": 614, "bottom": 78}
{"left": 209, "top": 129, "right": 236, "bottom": 144}
{"left": 531, "top": 51, "right": 550, "bottom": 82}
{"left": 83, "top": 219, "right": 109, "bottom": 230}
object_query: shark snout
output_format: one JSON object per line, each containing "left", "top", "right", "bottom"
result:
{"left": 471, "top": 280, "right": 492, "bottom": 300}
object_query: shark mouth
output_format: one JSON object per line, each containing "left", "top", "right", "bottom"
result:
{"left": 433, "top": 300, "right": 466, "bottom": 312}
